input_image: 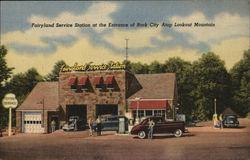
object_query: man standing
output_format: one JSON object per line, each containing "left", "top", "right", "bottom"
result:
{"left": 96, "top": 116, "right": 102, "bottom": 136}
{"left": 51, "top": 120, "right": 56, "bottom": 133}
{"left": 219, "top": 114, "right": 224, "bottom": 129}
{"left": 148, "top": 119, "right": 155, "bottom": 139}
{"left": 88, "top": 118, "right": 93, "bottom": 136}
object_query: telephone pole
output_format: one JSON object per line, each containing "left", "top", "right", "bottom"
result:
{"left": 125, "top": 39, "right": 129, "bottom": 61}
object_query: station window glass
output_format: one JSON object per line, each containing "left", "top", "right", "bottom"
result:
{"left": 146, "top": 110, "right": 153, "bottom": 116}
{"left": 154, "top": 110, "right": 165, "bottom": 116}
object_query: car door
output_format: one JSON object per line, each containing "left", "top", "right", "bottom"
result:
{"left": 110, "top": 117, "right": 119, "bottom": 131}
{"left": 154, "top": 118, "right": 166, "bottom": 133}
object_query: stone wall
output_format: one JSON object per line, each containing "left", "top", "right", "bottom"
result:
{"left": 59, "top": 70, "right": 127, "bottom": 121}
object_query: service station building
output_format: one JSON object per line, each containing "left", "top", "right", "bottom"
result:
{"left": 16, "top": 65, "right": 178, "bottom": 133}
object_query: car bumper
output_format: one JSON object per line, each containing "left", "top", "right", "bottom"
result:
{"left": 224, "top": 123, "right": 239, "bottom": 127}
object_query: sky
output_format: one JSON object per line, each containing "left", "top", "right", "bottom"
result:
{"left": 1, "top": 0, "right": 249, "bottom": 75}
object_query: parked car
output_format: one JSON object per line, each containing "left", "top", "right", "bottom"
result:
{"left": 92, "top": 115, "right": 128, "bottom": 132}
{"left": 63, "top": 116, "right": 85, "bottom": 131}
{"left": 223, "top": 115, "right": 239, "bottom": 128}
{"left": 130, "top": 116, "right": 185, "bottom": 139}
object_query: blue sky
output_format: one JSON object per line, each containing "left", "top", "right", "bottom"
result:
{"left": 1, "top": 1, "right": 249, "bottom": 75}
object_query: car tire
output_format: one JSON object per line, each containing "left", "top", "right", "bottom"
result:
{"left": 174, "top": 129, "right": 182, "bottom": 137}
{"left": 138, "top": 131, "right": 146, "bottom": 139}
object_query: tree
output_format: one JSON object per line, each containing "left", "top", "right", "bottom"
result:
{"left": 6, "top": 68, "right": 43, "bottom": 98}
{"left": 45, "top": 60, "right": 67, "bottom": 81}
{"left": 0, "top": 45, "right": 14, "bottom": 129}
{"left": 130, "top": 62, "right": 149, "bottom": 74}
{"left": 163, "top": 57, "right": 193, "bottom": 119}
{"left": 189, "top": 52, "right": 231, "bottom": 120}
{"left": 148, "top": 61, "right": 164, "bottom": 73}
{"left": 230, "top": 50, "right": 250, "bottom": 116}
{"left": 0, "top": 45, "right": 13, "bottom": 86}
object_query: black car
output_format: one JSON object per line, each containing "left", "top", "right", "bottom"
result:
{"left": 92, "top": 115, "right": 128, "bottom": 132}
{"left": 223, "top": 115, "right": 239, "bottom": 128}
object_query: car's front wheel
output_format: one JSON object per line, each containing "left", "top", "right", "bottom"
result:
{"left": 174, "top": 129, "right": 183, "bottom": 137}
{"left": 138, "top": 131, "right": 146, "bottom": 139}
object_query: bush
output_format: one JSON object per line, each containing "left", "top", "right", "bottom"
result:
{"left": 247, "top": 112, "right": 250, "bottom": 120}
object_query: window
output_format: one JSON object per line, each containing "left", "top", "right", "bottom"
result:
{"left": 104, "top": 75, "right": 115, "bottom": 89}
{"left": 69, "top": 77, "right": 77, "bottom": 89}
{"left": 146, "top": 110, "right": 153, "bottom": 116}
{"left": 78, "top": 77, "right": 89, "bottom": 90}
{"left": 93, "top": 77, "right": 104, "bottom": 89}
{"left": 153, "top": 110, "right": 165, "bottom": 117}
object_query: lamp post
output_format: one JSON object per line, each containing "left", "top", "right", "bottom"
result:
{"left": 214, "top": 99, "right": 217, "bottom": 114}
{"left": 213, "top": 98, "right": 218, "bottom": 127}
{"left": 135, "top": 97, "right": 141, "bottom": 125}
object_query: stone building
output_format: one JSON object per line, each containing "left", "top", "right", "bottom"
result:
{"left": 16, "top": 69, "right": 177, "bottom": 133}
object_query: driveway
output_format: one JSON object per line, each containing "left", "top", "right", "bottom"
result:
{"left": 0, "top": 118, "right": 249, "bottom": 160}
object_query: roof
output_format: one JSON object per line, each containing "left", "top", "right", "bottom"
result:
{"left": 17, "top": 82, "right": 59, "bottom": 111}
{"left": 128, "top": 73, "right": 176, "bottom": 100}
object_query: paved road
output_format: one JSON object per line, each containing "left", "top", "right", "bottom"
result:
{"left": 0, "top": 119, "right": 249, "bottom": 160}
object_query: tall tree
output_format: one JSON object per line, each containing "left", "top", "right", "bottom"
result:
{"left": 0, "top": 46, "right": 13, "bottom": 86}
{"left": 190, "top": 52, "right": 231, "bottom": 120}
{"left": 0, "top": 45, "right": 14, "bottom": 129}
{"left": 6, "top": 68, "right": 43, "bottom": 98}
{"left": 230, "top": 50, "right": 250, "bottom": 116}
{"left": 163, "top": 57, "right": 193, "bottom": 119}
{"left": 148, "top": 61, "right": 164, "bottom": 73}
{"left": 45, "top": 60, "right": 67, "bottom": 81}
{"left": 130, "top": 62, "right": 149, "bottom": 74}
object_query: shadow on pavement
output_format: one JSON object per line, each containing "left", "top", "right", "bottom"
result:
{"left": 132, "top": 134, "right": 195, "bottom": 139}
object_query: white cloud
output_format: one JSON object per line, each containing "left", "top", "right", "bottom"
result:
{"left": 170, "top": 12, "right": 249, "bottom": 43}
{"left": 6, "top": 35, "right": 200, "bottom": 76}
{"left": 211, "top": 37, "right": 249, "bottom": 69}
{"left": 104, "top": 28, "right": 172, "bottom": 49}
{"left": 2, "top": 2, "right": 118, "bottom": 48}
{"left": 6, "top": 35, "right": 248, "bottom": 76}
{"left": 2, "top": 4, "right": 249, "bottom": 75}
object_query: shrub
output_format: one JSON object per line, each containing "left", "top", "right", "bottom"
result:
{"left": 247, "top": 112, "right": 250, "bottom": 120}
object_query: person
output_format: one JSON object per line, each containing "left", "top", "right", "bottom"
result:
{"left": 51, "top": 120, "right": 56, "bottom": 133}
{"left": 88, "top": 118, "right": 93, "bottom": 136}
{"left": 219, "top": 114, "right": 223, "bottom": 129}
{"left": 96, "top": 116, "right": 102, "bottom": 136}
{"left": 213, "top": 114, "right": 218, "bottom": 128}
{"left": 148, "top": 118, "right": 155, "bottom": 139}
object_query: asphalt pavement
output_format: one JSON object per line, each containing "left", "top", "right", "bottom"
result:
{"left": 0, "top": 118, "right": 249, "bottom": 160}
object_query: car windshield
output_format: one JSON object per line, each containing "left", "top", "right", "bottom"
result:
{"left": 227, "top": 116, "right": 237, "bottom": 121}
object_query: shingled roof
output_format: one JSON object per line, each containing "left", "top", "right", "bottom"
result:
{"left": 17, "top": 82, "right": 59, "bottom": 111}
{"left": 128, "top": 73, "right": 176, "bottom": 100}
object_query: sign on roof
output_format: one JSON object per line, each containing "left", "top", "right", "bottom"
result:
{"left": 60, "top": 62, "right": 126, "bottom": 72}
{"left": 2, "top": 93, "right": 18, "bottom": 109}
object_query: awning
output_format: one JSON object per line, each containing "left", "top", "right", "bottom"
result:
{"left": 93, "top": 76, "right": 102, "bottom": 85}
{"left": 130, "top": 100, "right": 168, "bottom": 110}
{"left": 68, "top": 77, "right": 77, "bottom": 85}
{"left": 78, "top": 77, "right": 88, "bottom": 85}
{"left": 104, "top": 75, "right": 114, "bottom": 84}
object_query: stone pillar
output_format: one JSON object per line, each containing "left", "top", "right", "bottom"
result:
{"left": 87, "top": 104, "right": 96, "bottom": 121}
{"left": 15, "top": 111, "right": 22, "bottom": 133}
{"left": 43, "top": 111, "right": 48, "bottom": 133}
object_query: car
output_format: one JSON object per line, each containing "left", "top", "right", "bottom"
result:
{"left": 223, "top": 115, "right": 239, "bottom": 128}
{"left": 63, "top": 116, "right": 85, "bottom": 131}
{"left": 92, "top": 115, "right": 128, "bottom": 132}
{"left": 130, "top": 116, "right": 185, "bottom": 139}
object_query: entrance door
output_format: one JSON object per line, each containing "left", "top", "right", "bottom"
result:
{"left": 23, "top": 112, "right": 44, "bottom": 133}
{"left": 66, "top": 105, "right": 87, "bottom": 130}
{"left": 96, "top": 104, "right": 118, "bottom": 117}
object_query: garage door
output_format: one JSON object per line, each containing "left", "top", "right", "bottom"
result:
{"left": 23, "top": 112, "right": 44, "bottom": 133}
